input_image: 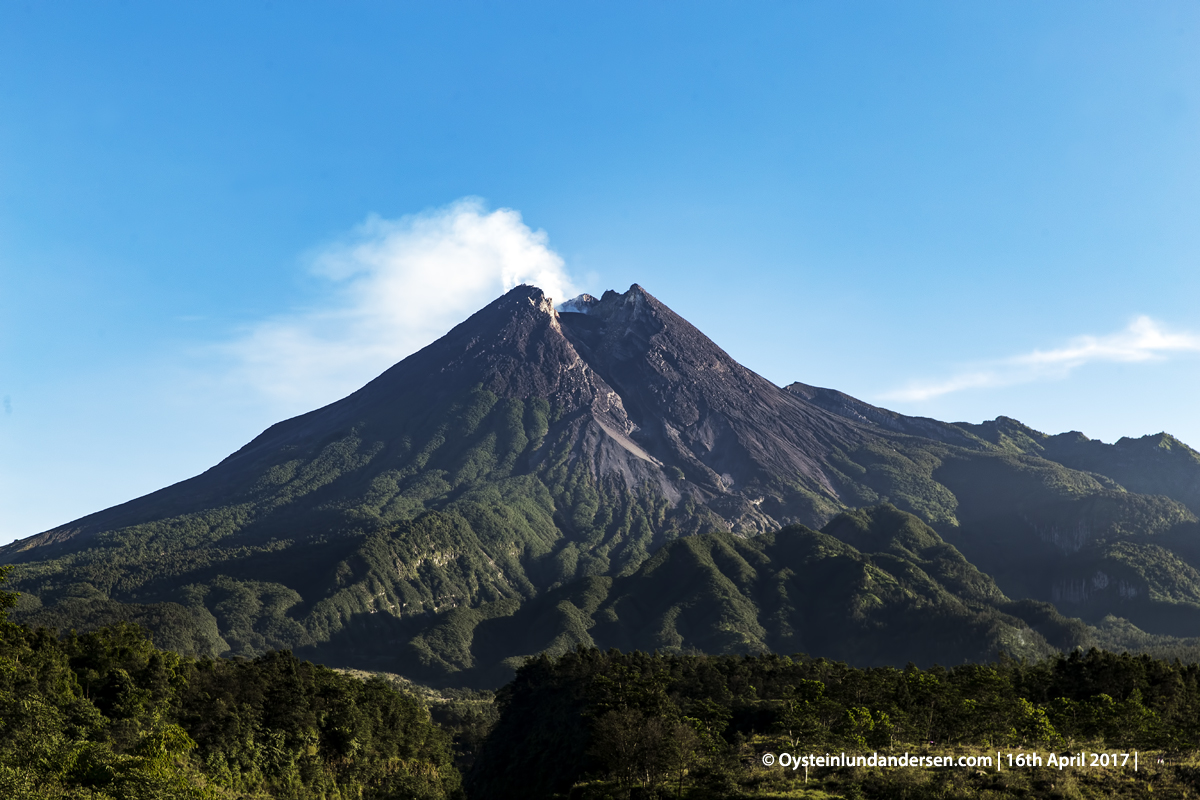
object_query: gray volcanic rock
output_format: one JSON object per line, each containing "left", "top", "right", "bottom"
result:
{"left": 558, "top": 285, "right": 869, "bottom": 528}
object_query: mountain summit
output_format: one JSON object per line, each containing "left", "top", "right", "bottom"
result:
{"left": 12, "top": 284, "right": 867, "bottom": 556}
{"left": 554, "top": 285, "right": 864, "bottom": 522}
{"left": 7, "top": 284, "right": 1200, "bottom": 683}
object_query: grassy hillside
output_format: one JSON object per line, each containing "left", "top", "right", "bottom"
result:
{"left": 12, "top": 405, "right": 1200, "bottom": 685}
{"left": 818, "top": 427, "right": 1200, "bottom": 638}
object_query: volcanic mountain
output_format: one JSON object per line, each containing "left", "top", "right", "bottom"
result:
{"left": 7, "top": 284, "right": 1200, "bottom": 684}
{"left": 15, "top": 284, "right": 868, "bottom": 547}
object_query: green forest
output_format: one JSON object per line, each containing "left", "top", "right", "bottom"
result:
{"left": 0, "top": 567, "right": 460, "bottom": 800}
{"left": 470, "top": 647, "right": 1200, "bottom": 799}
{"left": 9, "top": 567, "right": 1200, "bottom": 799}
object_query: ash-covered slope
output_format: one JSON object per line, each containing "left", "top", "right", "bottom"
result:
{"left": 556, "top": 287, "right": 869, "bottom": 528}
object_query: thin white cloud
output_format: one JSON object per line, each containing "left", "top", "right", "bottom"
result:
{"left": 882, "top": 316, "right": 1200, "bottom": 403}
{"left": 219, "top": 198, "right": 580, "bottom": 410}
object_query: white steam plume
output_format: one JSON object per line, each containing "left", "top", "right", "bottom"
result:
{"left": 220, "top": 197, "right": 580, "bottom": 410}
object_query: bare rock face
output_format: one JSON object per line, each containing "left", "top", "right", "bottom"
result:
{"left": 267, "top": 282, "right": 878, "bottom": 532}
{"left": 556, "top": 284, "right": 870, "bottom": 529}
{"left": 558, "top": 293, "right": 599, "bottom": 314}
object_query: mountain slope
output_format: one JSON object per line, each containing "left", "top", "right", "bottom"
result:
{"left": 301, "top": 505, "right": 1093, "bottom": 688}
{"left": 5, "top": 283, "right": 1200, "bottom": 675}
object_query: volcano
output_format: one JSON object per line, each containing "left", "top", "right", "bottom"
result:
{"left": 7, "top": 284, "right": 1200, "bottom": 684}
{"left": 9, "top": 284, "right": 877, "bottom": 553}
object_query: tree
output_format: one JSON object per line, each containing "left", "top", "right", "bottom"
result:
{"left": 776, "top": 680, "right": 828, "bottom": 749}
{"left": 0, "top": 567, "right": 17, "bottom": 625}
{"left": 1012, "top": 698, "right": 1062, "bottom": 747}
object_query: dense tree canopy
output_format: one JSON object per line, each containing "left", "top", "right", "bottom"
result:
{"left": 11, "top": 563, "right": 1200, "bottom": 799}
{"left": 0, "top": 567, "right": 461, "bottom": 800}
{"left": 469, "top": 646, "right": 1200, "bottom": 799}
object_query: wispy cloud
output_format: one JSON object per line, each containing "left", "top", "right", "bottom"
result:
{"left": 881, "top": 316, "right": 1200, "bottom": 403}
{"left": 218, "top": 198, "right": 580, "bottom": 410}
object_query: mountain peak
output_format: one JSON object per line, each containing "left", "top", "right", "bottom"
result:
{"left": 490, "top": 283, "right": 556, "bottom": 317}
{"left": 7, "top": 281, "right": 866, "bottom": 559}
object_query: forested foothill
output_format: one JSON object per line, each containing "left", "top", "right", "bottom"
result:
{"left": 468, "top": 647, "right": 1200, "bottom": 799}
{"left": 11, "top": 562, "right": 1200, "bottom": 798}
{"left": 0, "top": 567, "right": 460, "bottom": 800}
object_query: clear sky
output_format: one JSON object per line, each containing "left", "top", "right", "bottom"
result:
{"left": 2, "top": 1, "right": 1199, "bottom": 544}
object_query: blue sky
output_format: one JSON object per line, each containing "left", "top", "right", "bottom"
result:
{"left": 2, "top": 1, "right": 1199, "bottom": 544}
